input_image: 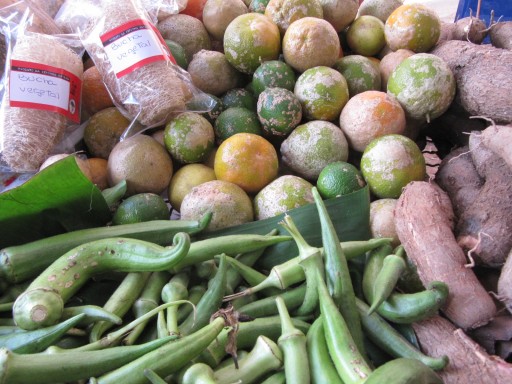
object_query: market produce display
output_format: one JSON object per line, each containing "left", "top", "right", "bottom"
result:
{"left": 1, "top": 0, "right": 511, "bottom": 383}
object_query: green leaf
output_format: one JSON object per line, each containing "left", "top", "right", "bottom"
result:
{"left": 196, "top": 185, "right": 371, "bottom": 270}
{"left": 0, "top": 156, "right": 112, "bottom": 248}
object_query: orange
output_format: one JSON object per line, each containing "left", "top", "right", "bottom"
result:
{"left": 346, "top": 15, "right": 386, "bottom": 57}
{"left": 223, "top": 13, "right": 281, "bottom": 74}
{"left": 339, "top": 90, "right": 406, "bottom": 152}
{"left": 384, "top": 4, "right": 441, "bottom": 53}
{"left": 214, "top": 132, "right": 279, "bottom": 194}
{"left": 282, "top": 17, "right": 341, "bottom": 73}
{"left": 181, "top": 0, "right": 208, "bottom": 20}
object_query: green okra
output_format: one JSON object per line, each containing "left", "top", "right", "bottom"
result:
{"left": 0, "top": 334, "right": 178, "bottom": 384}
{"left": 0, "top": 314, "right": 85, "bottom": 354}
{"left": 94, "top": 316, "right": 227, "bottom": 384}
{"left": 161, "top": 272, "right": 190, "bottom": 336}
{"left": 213, "top": 335, "right": 283, "bottom": 384}
{"left": 179, "top": 255, "right": 228, "bottom": 336}
{"left": 307, "top": 316, "right": 343, "bottom": 384}
{"left": 177, "top": 284, "right": 206, "bottom": 324}
{"left": 355, "top": 297, "right": 449, "bottom": 371}
{"left": 89, "top": 272, "right": 151, "bottom": 342}
{"left": 260, "top": 371, "right": 286, "bottom": 384}
{"left": 124, "top": 271, "right": 171, "bottom": 345}
{"left": 276, "top": 296, "right": 310, "bottom": 384}
{"left": 61, "top": 305, "right": 122, "bottom": 327}
{"left": 12, "top": 233, "right": 190, "bottom": 330}
{"left": 0, "top": 213, "right": 211, "bottom": 285}
{"left": 143, "top": 369, "right": 168, "bottom": 384}
{"left": 181, "top": 363, "right": 216, "bottom": 384}
{"left": 363, "top": 358, "right": 443, "bottom": 384}
{"left": 101, "top": 180, "right": 127, "bottom": 208}
{"left": 313, "top": 187, "right": 366, "bottom": 357}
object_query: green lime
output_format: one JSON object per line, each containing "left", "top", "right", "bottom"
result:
{"left": 316, "top": 161, "right": 366, "bottom": 199}
{"left": 252, "top": 60, "right": 296, "bottom": 96}
{"left": 256, "top": 87, "right": 302, "bottom": 136}
{"left": 164, "top": 112, "right": 215, "bottom": 164}
{"left": 214, "top": 107, "right": 263, "bottom": 144}
{"left": 112, "top": 193, "right": 169, "bottom": 225}
{"left": 360, "top": 134, "right": 426, "bottom": 199}
{"left": 221, "top": 88, "right": 257, "bottom": 111}
{"left": 165, "top": 39, "right": 188, "bottom": 69}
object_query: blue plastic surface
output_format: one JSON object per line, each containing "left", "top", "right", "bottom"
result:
{"left": 456, "top": 0, "right": 512, "bottom": 23}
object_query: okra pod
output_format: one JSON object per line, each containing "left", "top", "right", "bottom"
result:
{"left": 181, "top": 363, "right": 216, "bottom": 384}
{"left": 236, "top": 284, "right": 307, "bottom": 318}
{"left": 161, "top": 272, "right": 190, "bottom": 335}
{"left": 12, "top": 233, "right": 190, "bottom": 330}
{"left": 363, "top": 357, "right": 443, "bottom": 384}
{"left": 0, "top": 213, "right": 211, "bottom": 284}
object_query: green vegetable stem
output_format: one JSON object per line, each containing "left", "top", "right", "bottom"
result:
{"left": 12, "top": 233, "right": 190, "bottom": 330}
{"left": 161, "top": 272, "right": 190, "bottom": 336}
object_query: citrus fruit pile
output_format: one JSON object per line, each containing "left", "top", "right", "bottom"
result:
{"left": 44, "top": 0, "right": 459, "bottom": 232}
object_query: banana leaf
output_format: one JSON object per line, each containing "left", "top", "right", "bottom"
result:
{"left": 0, "top": 156, "right": 112, "bottom": 248}
{"left": 196, "top": 185, "right": 371, "bottom": 270}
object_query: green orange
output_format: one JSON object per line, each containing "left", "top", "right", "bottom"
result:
{"left": 316, "top": 161, "right": 366, "bottom": 199}
{"left": 112, "top": 193, "right": 170, "bottom": 225}
{"left": 252, "top": 60, "right": 296, "bottom": 96}
{"left": 214, "top": 107, "right": 263, "bottom": 144}
{"left": 223, "top": 12, "right": 281, "bottom": 74}
{"left": 256, "top": 87, "right": 302, "bottom": 136}
{"left": 333, "top": 55, "right": 382, "bottom": 98}
{"left": 168, "top": 163, "right": 217, "bottom": 212}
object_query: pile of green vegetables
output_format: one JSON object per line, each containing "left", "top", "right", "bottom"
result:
{"left": 0, "top": 183, "right": 450, "bottom": 384}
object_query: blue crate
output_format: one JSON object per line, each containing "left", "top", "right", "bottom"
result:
{"left": 456, "top": 0, "right": 512, "bottom": 23}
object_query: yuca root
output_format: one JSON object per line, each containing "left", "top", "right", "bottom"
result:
{"left": 412, "top": 315, "right": 512, "bottom": 384}
{"left": 394, "top": 181, "right": 496, "bottom": 330}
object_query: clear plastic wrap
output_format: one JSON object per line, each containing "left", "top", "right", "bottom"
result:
{"left": 0, "top": 1, "right": 85, "bottom": 174}
{"left": 77, "top": 0, "right": 214, "bottom": 135}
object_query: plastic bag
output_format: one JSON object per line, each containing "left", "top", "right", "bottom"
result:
{"left": 77, "top": 0, "right": 214, "bottom": 135}
{"left": 0, "top": 1, "right": 85, "bottom": 174}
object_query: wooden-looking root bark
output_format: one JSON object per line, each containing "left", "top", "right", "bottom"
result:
{"left": 412, "top": 315, "right": 512, "bottom": 384}
{"left": 394, "top": 181, "right": 497, "bottom": 330}
{"left": 430, "top": 40, "right": 512, "bottom": 124}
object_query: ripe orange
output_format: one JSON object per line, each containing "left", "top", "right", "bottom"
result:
{"left": 214, "top": 132, "right": 279, "bottom": 194}
{"left": 181, "top": 0, "right": 208, "bottom": 20}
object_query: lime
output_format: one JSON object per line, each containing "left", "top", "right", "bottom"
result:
{"left": 112, "top": 193, "right": 170, "bottom": 225}
{"left": 280, "top": 120, "right": 349, "bottom": 180}
{"left": 256, "top": 87, "right": 302, "bottom": 137}
{"left": 165, "top": 40, "right": 188, "bottom": 69}
{"left": 168, "top": 163, "right": 216, "bottom": 212}
{"left": 387, "top": 53, "right": 456, "bottom": 122}
{"left": 221, "top": 88, "right": 257, "bottom": 111}
{"left": 254, "top": 175, "right": 314, "bottom": 220}
{"left": 294, "top": 66, "right": 349, "bottom": 121}
{"left": 316, "top": 161, "right": 366, "bottom": 199}
{"left": 223, "top": 12, "right": 281, "bottom": 74}
{"left": 252, "top": 60, "right": 296, "bottom": 96}
{"left": 333, "top": 55, "right": 382, "bottom": 98}
{"left": 214, "top": 107, "right": 263, "bottom": 144}
{"left": 360, "top": 134, "right": 426, "bottom": 199}
{"left": 164, "top": 112, "right": 215, "bottom": 164}
{"left": 180, "top": 180, "right": 254, "bottom": 232}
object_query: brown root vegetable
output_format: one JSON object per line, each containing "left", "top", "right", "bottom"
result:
{"left": 490, "top": 21, "right": 512, "bottom": 50}
{"left": 452, "top": 16, "right": 488, "bottom": 44}
{"left": 412, "top": 315, "right": 512, "bottom": 383}
{"left": 430, "top": 40, "right": 512, "bottom": 124}
{"left": 436, "top": 146, "right": 483, "bottom": 219}
{"left": 478, "top": 124, "right": 512, "bottom": 170}
{"left": 394, "top": 181, "right": 497, "bottom": 330}
{"left": 498, "top": 249, "right": 512, "bottom": 314}
{"left": 453, "top": 132, "right": 512, "bottom": 267}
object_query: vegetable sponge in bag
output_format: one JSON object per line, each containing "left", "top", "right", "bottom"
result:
{"left": 0, "top": 32, "right": 83, "bottom": 172}
{"left": 80, "top": 0, "right": 201, "bottom": 129}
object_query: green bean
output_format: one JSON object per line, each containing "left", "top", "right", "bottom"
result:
{"left": 198, "top": 315, "right": 311, "bottom": 368}
{"left": 0, "top": 213, "right": 211, "bottom": 284}
{"left": 363, "top": 357, "right": 443, "bottom": 384}
{"left": 181, "top": 363, "right": 216, "bottom": 384}
{"left": 306, "top": 316, "right": 343, "bottom": 384}
{"left": 0, "top": 314, "right": 84, "bottom": 354}
{"left": 177, "top": 284, "right": 206, "bottom": 323}
{"left": 213, "top": 335, "right": 283, "bottom": 384}
{"left": 368, "top": 253, "right": 407, "bottom": 315}
{"left": 162, "top": 272, "right": 190, "bottom": 336}
{"left": 355, "top": 297, "right": 449, "bottom": 370}
{"left": 276, "top": 296, "right": 310, "bottom": 384}
{"left": 94, "top": 315, "right": 227, "bottom": 384}
{"left": 61, "top": 305, "right": 122, "bottom": 327}
{"left": 143, "top": 368, "right": 168, "bottom": 384}
{"left": 89, "top": 272, "right": 151, "bottom": 342}
{"left": 312, "top": 187, "right": 365, "bottom": 356}
{"left": 171, "top": 233, "right": 292, "bottom": 271}
{"left": 260, "top": 371, "right": 286, "bottom": 384}
{"left": 123, "top": 271, "right": 171, "bottom": 345}
{"left": 0, "top": 334, "right": 179, "bottom": 384}
{"left": 180, "top": 255, "right": 228, "bottom": 336}
{"left": 316, "top": 268, "right": 372, "bottom": 384}
{"left": 12, "top": 233, "right": 190, "bottom": 330}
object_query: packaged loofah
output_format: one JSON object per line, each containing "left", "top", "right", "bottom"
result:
{"left": 78, "top": 0, "right": 214, "bottom": 133}
{"left": 0, "top": 3, "right": 84, "bottom": 173}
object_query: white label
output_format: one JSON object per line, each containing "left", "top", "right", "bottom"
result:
{"left": 101, "top": 19, "right": 172, "bottom": 78}
{"left": 9, "top": 60, "right": 81, "bottom": 123}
